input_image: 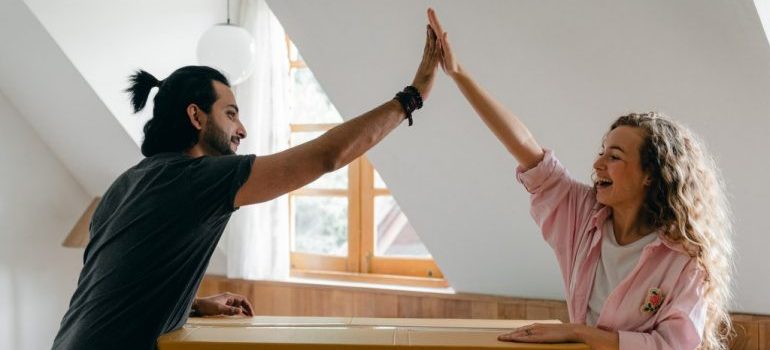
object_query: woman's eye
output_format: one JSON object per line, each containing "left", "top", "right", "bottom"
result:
{"left": 610, "top": 155, "right": 620, "bottom": 160}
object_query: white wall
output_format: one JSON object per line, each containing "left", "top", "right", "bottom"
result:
{"left": 0, "top": 91, "right": 89, "bottom": 350}
{"left": 267, "top": 0, "right": 770, "bottom": 314}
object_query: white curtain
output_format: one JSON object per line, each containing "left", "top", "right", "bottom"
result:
{"left": 220, "top": 0, "right": 291, "bottom": 280}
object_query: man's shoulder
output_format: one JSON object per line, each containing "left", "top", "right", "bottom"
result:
{"left": 106, "top": 153, "right": 191, "bottom": 189}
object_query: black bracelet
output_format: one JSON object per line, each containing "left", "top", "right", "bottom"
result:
{"left": 393, "top": 85, "right": 423, "bottom": 126}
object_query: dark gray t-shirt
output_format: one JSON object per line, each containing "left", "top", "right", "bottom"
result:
{"left": 53, "top": 152, "right": 255, "bottom": 350}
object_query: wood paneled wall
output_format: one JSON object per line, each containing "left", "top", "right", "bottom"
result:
{"left": 730, "top": 314, "right": 770, "bottom": 350}
{"left": 197, "top": 275, "right": 769, "bottom": 350}
{"left": 198, "top": 275, "right": 569, "bottom": 322}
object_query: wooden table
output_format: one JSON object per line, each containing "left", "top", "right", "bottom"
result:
{"left": 157, "top": 316, "right": 590, "bottom": 349}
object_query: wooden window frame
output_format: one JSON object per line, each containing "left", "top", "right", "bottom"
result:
{"left": 288, "top": 124, "right": 445, "bottom": 287}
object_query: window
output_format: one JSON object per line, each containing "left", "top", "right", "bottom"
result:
{"left": 285, "top": 37, "right": 445, "bottom": 287}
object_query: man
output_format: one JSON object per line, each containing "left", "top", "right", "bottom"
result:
{"left": 52, "top": 26, "right": 439, "bottom": 349}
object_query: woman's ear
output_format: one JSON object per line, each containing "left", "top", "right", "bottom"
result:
{"left": 187, "top": 104, "right": 205, "bottom": 130}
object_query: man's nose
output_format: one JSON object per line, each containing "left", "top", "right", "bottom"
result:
{"left": 237, "top": 121, "right": 247, "bottom": 139}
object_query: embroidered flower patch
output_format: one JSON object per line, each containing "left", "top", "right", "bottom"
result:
{"left": 641, "top": 287, "right": 665, "bottom": 314}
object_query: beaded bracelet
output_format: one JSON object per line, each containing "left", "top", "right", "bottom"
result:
{"left": 393, "top": 85, "right": 423, "bottom": 126}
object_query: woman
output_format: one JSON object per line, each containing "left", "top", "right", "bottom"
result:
{"left": 426, "top": 8, "right": 733, "bottom": 350}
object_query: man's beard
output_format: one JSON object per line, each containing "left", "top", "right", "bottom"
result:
{"left": 201, "top": 119, "right": 235, "bottom": 156}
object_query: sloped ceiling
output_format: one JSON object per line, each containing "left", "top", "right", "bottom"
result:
{"left": 5, "top": 0, "right": 770, "bottom": 315}
{"left": 0, "top": 0, "right": 139, "bottom": 196}
{"left": 21, "top": 0, "right": 229, "bottom": 147}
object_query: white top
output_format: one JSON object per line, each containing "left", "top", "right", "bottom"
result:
{"left": 585, "top": 221, "right": 658, "bottom": 327}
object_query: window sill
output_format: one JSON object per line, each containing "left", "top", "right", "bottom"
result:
{"left": 288, "top": 269, "right": 454, "bottom": 294}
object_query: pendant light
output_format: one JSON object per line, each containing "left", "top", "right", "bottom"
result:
{"left": 197, "top": 0, "right": 256, "bottom": 85}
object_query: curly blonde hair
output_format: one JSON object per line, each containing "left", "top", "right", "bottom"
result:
{"left": 610, "top": 112, "right": 734, "bottom": 350}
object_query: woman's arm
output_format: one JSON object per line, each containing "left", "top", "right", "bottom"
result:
{"left": 427, "top": 8, "right": 543, "bottom": 169}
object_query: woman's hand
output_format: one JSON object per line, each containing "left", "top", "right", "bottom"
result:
{"left": 192, "top": 292, "right": 254, "bottom": 317}
{"left": 498, "top": 323, "right": 580, "bottom": 343}
{"left": 427, "top": 8, "right": 462, "bottom": 78}
{"left": 499, "top": 323, "right": 619, "bottom": 350}
{"left": 410, "top": 19, "right": 441, "bottom": 101}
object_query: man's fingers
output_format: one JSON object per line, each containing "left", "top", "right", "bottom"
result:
{"left": 426, "top": 28, "right": 439, "bottom": 66}
{"left": 227, "top": 294, "right": 254, "bottom": 316}
{"left": 239, "top": 299, "right": 255, "bottom": 316}
{"left": 420, "top": 26, "right": 432, "bottom": 64}
{"left": 223, "top": 306, "right": 242, "bottom": 315}
{"left": 419, "top": 25, "right": 440, "bottom": 74}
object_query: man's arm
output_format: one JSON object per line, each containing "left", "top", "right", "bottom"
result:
{"left": 234, "top": 25, "right": 440, "bottom": 207}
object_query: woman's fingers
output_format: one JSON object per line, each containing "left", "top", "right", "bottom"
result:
{"left": 498, "top": 332, "right": 517, "bottom": 341}
{"left": 441, "top": 32, "right": 455, "bottom": 73}
{"left": 498, "top": 323, "right": 578, "bottom": 343}
{"left": 498, "top": 328, "right": 533, "bottom": 342}
{"left": 427, "top": 8, "right": 445, "bottom": 37}
{"left": 443, "top": 33, "right": 454, "bottom": 59}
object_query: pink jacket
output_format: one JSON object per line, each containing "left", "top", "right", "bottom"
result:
{"left": 516, "top": 150, "right": 707, "bottom": 350}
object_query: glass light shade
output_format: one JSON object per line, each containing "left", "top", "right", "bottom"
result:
{"left": 197, "top": 24, "right": 256, "bottom": 85}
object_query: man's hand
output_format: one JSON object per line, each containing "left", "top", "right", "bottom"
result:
{"left": 411, "top": 19, "right": 441, "bottom": 101}
{"left": 191, "top": 292, "right": 254, "bottom": 317}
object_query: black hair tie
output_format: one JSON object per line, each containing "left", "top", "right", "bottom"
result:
{"left": 393, "top": 85, "right": 423, "bottom": 126}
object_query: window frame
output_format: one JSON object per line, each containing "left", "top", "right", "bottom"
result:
{"left": 287, "top": 124, "right": 445, "bottom": 287}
